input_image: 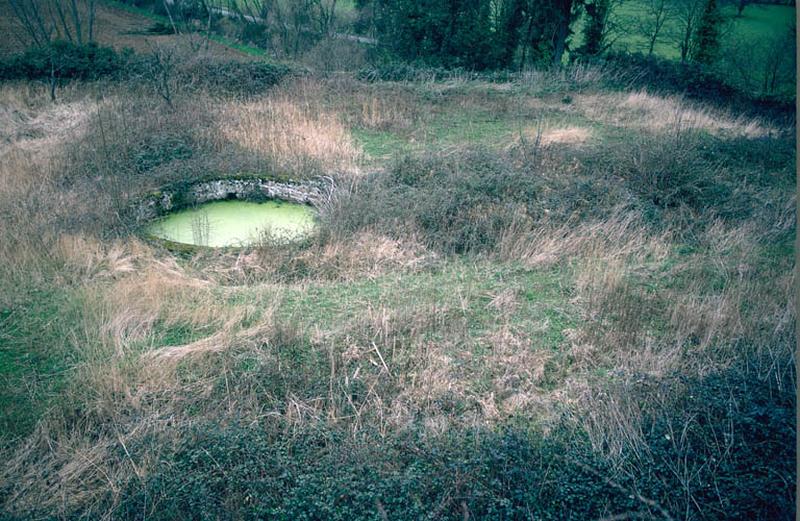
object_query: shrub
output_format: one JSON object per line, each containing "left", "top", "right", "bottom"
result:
{"left": 114, "top": 423, "right": 633, "bottom": 521}
{"left": 0, "top": 41, "right": 132, "bottom": 82}
{"left": 613, "top": 133, "right": 729, "bottom": 212}
{"left": 357, "top": 61, "right": 513, "bottom": 83}
{"left": 325, "top": 150, "right": 541, "bottom": 254}
{"left": 0, "top": 42, "right": 291, "bottom": 99}
{"left": 176, "top": 59, "right": 293, "bottom": 95}
{"left": 110, "top": 373, "right": 795, "bottom": 521}
{"left": 592, "top": 367, "right": 796, "bottom": 521}
{"left": 599, "top": 52, "right": 796, "bottom": 118}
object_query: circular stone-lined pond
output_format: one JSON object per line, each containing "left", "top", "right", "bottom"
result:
{"left": 145, "top": 199, "right": 316, "bottom": 247}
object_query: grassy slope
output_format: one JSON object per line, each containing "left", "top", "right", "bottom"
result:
{"left": 1, "top": 73, "right": 791, "bottom": 440}
{"left": 0, "top": 61, "right": 794, "bottom": 518}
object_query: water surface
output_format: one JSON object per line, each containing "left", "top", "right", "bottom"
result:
{"left": 146, "top": 200, "right": 315, "bottom": 247}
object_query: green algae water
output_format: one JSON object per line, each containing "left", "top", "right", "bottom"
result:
{"left": 146, "top": 200, "right": 315, "bottom": 247}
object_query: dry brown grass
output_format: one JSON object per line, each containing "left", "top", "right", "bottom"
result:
{"left": 195, "top": 231, "right": 434, "bottom": 285}
{"left": 0, "top": 81, "right": 92, "bottom": 156}
{"left": 538, "top": 126, "right": 593, "bottom": 146}
{"left": 217, "top": 79, "right": 362, "bottom": 175}
{"left": 0, "top": 244, "right": 277, "bottom": 516}
{"left": 574, "top": 90, "right": 779, "bottom": 137}
{"left": 507, "top": 123, "right": 594, "bottom": 152}
{"left": 497, "top": 199, "right": 794, "bottom": 464}
{"left": 352, "top": 91, "right": 419, "bottom": 131}
{"left": 305, "top": 232, "right": 432, "bottom": 280}
{"left": 499, "top": 210, "right": 670, "bottom": 270}
{"left": 0, "top": 97, "right": 95, "bottom": 154}
{"left": 484, "top": 325, "right": 553, "bottom": 416}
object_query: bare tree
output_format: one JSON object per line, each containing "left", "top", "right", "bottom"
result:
{"left": 47, "top": 47, "right": 61, "bottom": 101}
{"left": 635, "top": 0, "right": 674, "bottom": 56}
{"left": 551, "top": 0, "right": 579, "bottom": 66}
{"left": 227, "top": 0, "right": 344, "bottom": 57}
{"left": 9, "top": 0, "right": 53, "bottom": 46}
{"left": 717, "top": 20, "right": 795, "bottom": 97}
{"left": 578, "top": 0, "right": 627, "bottom": 57}
{"left": 145, "top": 43, "right": 178, "bottom": 108}
{"left": 760, "top": 21, "right": 796, "bottom": 96}
{"left": 669, "top": 0, "right": 706, "bottom": 62}
{"left": 161, "top": 0, "right": 181, "bottom": 36}
{"left": 8, "top": 0, "right": 97, "bottom": 47}
{"left": 311, "top": 0, "right": 339, "bottom": 36}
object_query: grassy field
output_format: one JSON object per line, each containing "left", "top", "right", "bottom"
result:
{"left": 0, "top": 5, "right": 796, "bottom": 518}
{"left": 571, "top": 2, "right": 795, "bottom": 97}
{"left": 593, "top": 2, "right": 794, "bottom": 59}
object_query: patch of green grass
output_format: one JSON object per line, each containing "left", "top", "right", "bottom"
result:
{"left": 725, "top": 4, "right": 795, "bottom": 41}
{"left": 352, "top": 94, "right": 584, "bottom": 161}
{"left": 761, "top": 230, "right": 795, "bottom": 265}
{"left": 261, "top": 260, "right": 576, "bottom": 349}
{"left": 352, "top": 128, "right": 412, "bottom": 159}
{"left": 107, "top": 0, "right": 167, "bottom": 24}
{"left": 207, "top": 0, "right": 359, "bottom": 19}
{"left": 0, "top": 290, "right": 81, "bottom": 442}
{"left": 207, "top": 34, "right": 271, "bottom": 58}
{"left": 572, "top": 2, "right": 794, "bottom": 96}
{"left": 155, "top": 321, "right": 212, "bottom": 347}
{"left": 573, "top": 2, "right": 794, "bottom": 58}
{"left": 424, "top": 112, "right": 518, "bottom": 147}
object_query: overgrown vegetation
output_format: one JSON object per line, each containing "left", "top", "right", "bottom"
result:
{"left": 0, "top": 41, "right": 130, "bottom": 81}
{"left": 0, "top": 41, "right": 292, "bottom": 106}
{"left": 0, "top": 2, "right": 795, "bottom": 518}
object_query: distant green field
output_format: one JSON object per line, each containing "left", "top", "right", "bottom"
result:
{"left": 726, "top": 3, "right": 795, "bottom": 39}
{"left": 572, "top": 2, "right": 795, "bottom": 96}
{"left": 575, "top": 3, "right": 795, "bottom": 58}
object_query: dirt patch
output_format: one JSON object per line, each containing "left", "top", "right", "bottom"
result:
{"left": 539, "top": 126, "right": 592, "bottom": 145}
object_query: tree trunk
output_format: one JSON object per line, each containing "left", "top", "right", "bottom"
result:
{"left": 499, "top": 0, "right": 524, "bottom": 68}
{"left": 88, "top": 0, "right": 96, "bottom": 42}
{"left": 49, "top": 60, "right": 57, "bottom": 102}
{"left": 680, "top": 25, "right": 691, "bottom": 62}
{"left": 51, "top": 1, "right": 76, "bottom": 44}
{"left": 162, "top": 0, "right": 180, "bottom": 35}
{"left": 551, "top": 0, "right": 573, "bottom": 66}
{"left": 647, "top": 33, "right": 657, "bottom": 55}
{"left": 68, "top": 0, "right": 84, "bottom": 44}
{"left": 519, "top": 12, "right": 535, "bottom": 71}
{"left": 552, "top": 22, "right": 567, "bottom": 65}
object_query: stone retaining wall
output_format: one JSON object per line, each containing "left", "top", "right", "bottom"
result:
{"left": 135, "top": 178, "right": 329, "bottom": 222}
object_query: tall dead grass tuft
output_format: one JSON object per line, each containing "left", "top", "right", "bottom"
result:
{"left": 575, "top": 90, "right": 779, "bottom": 137}
{"left": 348, "top": 86, "right": 421, "bottom": 131}
{"left": 255, "top": 231, "right": 434, "bottom": 283}
{"left": 564, "top": 219, "right": 795, "bottom": 482}
{"left": 0, "top": 265, "right": 281, "bottom": 517}
{"left": 499, "top": 210, "right": 670, "bottom": 271}
{"left": 96, "top": 260, "right": 226, "bottom": 354}
{"left": 217, "top": 79, "right": 361, "bottom": 176}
